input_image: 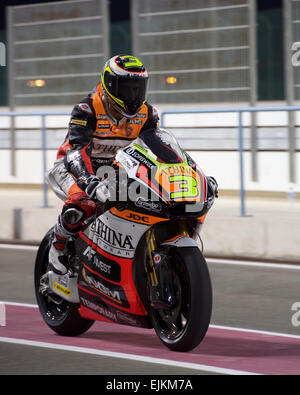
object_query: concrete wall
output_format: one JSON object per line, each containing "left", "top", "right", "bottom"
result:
{"left": 1, "top": 103, "right": 300, "bottom": 195}
{"left": 201, "top": 203, "right": 300, "bottom": 262}
{"left": 1, "top": 194, "right": 299, "bottom": 262}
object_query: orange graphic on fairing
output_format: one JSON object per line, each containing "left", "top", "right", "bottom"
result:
{"left": 154, "top": 165, "right": 204, "bottom": 203}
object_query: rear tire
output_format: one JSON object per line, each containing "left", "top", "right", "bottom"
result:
{"left": 34, "top": 228, "right": 94, "bottom": 336}
{"left": 149, "top": 246, "right": 212, "bottom": 352}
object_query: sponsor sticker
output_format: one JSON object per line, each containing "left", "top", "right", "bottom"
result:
{"left": 82, "top": 245, "right": 121, "bottom": 282}
{"left": 127, "top": 119, "right": 142, "bottom": 125}
{"left": 71, "top": 119, "right": 87, "bottom": 126}
{"left": 135, "top": 197, "right": 162, "bottom": 213}
{"left": 80, "top": 296, "right": 117, "bottom": 322}
{"left": 82, "top": 267, "right": 129, "bottom": 307}
{"left": 98, "top": 123, "right": 111, "bottom": 129}
{"left": 53, "top": 282, "right": 72, "bottom": 297}
{"left": 91, "top": 218, "right": 134, "bottom": 250}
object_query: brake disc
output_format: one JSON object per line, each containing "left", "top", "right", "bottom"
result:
{"left": 158, "top": 272, "right": 182, "bottom": 324}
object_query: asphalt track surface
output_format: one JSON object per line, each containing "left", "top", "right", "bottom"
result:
{"left": 1, "top": 245, "right": 300, "bottom": 376}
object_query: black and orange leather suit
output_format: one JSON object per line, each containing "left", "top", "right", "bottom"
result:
{"left": 56, "top": 83, "right": 159, "bottom": 236}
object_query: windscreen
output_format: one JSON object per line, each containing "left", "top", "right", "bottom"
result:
{"left": 140, "top": 128, "right": 185, "bottom": 164}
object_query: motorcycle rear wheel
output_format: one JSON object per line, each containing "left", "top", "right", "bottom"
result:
{"left": 149, "top": 246, "right": 212, "bottom": 352}
{"left": 34, "top": 228, "right": 94, "bottom": 336}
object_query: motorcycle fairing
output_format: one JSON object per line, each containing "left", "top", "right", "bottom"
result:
{"left": 162, "top": 234, "right": 199, "bottom": 248}
{"left": 86, "top": 210, "right": 148, "bottom": 259}
{"left": 77, "top": 240, "right": 122, "bottom": 283}
{"left": 76, "top": 210, "right": 153, "bottom": 327}
{"left": 117, "top": 141, "right": 206, "bottom": 209}
{"left": 78, "top": 291, "right": 152, "bottom": 328}
{"left": 109, "top": 207, "right": 169, "bottom": 226}
{"left": 81, "top": 264, "right": 130, "bottom": 308}
{"left": 75, "top": 136, "right": 209, "bottom": 328}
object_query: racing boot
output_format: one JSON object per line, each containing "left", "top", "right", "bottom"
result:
{"left": 48, "top": 213, "right": 79, "bottom": 275}
{"left": 49, "top": 235, "right": 68, "bottom": 275}
{"left": 49, "top": 191, "right": 98, "bottom": 274}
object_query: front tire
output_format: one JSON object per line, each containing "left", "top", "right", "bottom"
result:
{"left": 149, "top": 246, "right": 212, "bottom": 352}
{"left": 34, "top": 228, "right": 94, "bottom": 336}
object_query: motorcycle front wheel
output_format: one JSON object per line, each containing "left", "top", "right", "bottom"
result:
{"left": 34, "top": 228, "right": 94, "bottom": 336}
{"left": 149, "top": 246, "right": 212, "bottom": 352}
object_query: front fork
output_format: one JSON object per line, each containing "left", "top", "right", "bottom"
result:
{"left": 145, "top": 228, "right": 159, "bottom": 286}
{"left": 145, "top": 221, "right": 189, "bottom": 309}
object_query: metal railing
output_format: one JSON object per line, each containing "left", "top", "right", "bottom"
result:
{"left": 0, "top": 111, "right": 69, "bottom": 208}
{"left": 1, "top": 105, "right": 300, "bottom": 215}
{"left": 161, "top": 105, "right": 300, "bottom": 216}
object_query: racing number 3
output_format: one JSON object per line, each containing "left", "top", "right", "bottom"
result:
{"left": 169, "top": 175, "right": 199, "bottom": 200}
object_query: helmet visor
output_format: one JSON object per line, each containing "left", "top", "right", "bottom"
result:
{"left": 117, "top": 77, "right": 148, "bottom": 115}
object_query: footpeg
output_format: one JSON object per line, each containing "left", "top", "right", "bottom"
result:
{"left": 39, "top": 272, "right": 52, "bottom": 294}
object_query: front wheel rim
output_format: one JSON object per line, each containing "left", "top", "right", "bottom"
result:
{"left": 150, "top": 251, "right": 191, "bottom": 342}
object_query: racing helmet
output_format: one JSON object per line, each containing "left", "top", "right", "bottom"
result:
{"left": 101, "top": 55, "right": 149, "bottom": 118}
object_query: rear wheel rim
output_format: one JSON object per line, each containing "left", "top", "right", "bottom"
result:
{"left": 37, "top": 246, "right": 71, "bottom": 324}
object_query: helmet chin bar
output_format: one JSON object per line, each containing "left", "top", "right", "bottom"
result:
{"left": 101, "top": 94, "right": 128, "bottom": 126}
{"left": 101, "top": 94, "right": 121, "bottom": 125}
{"left": 104, "top": 90, "right": 140, "bottom": 119}
{"left": 119, "top": 107, "right": 139, "bottom": 118}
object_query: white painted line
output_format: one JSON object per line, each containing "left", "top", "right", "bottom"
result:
{"left": 3, "top": 301, "right": 300, "bottom": 375}
{"left": 1, "top": 301, "right": 38, "bottom": 308}
{"left": 3, "top": 301, "right": 300, "bottom": 340}
{"left": 211, "top": 325, "right": 300, "bottom": 340}
{"left": 207, "top": 257, "right": 300, "bottom": 270}
{"left": 0, "top": 303, "right": 6, "bottom": 327}
{"left": 1, "top": 243, "right": 299, "bottom": 271}
{"left": 0, "top": 336, "right": 259, "bottom": 375}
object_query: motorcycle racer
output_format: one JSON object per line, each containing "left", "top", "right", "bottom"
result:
{"left": 48, "top": 55, "right": 160, "bottom": 274}
{"left": 48, "top": 54, "right": 218, "bottom": 275}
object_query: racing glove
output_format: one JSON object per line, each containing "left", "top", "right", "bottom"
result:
{"left": 207, "top": 176, "right": 218, "bottom": 209}
{"left": 207, "top": 176, "right": 218, "bottom": 198}
{"left": 84, "top": 175, "right": 111, "bottom": 203}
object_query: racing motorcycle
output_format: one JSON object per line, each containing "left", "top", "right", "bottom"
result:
{"left": 34, "top": 129, "right": 214, "bottom": 352}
